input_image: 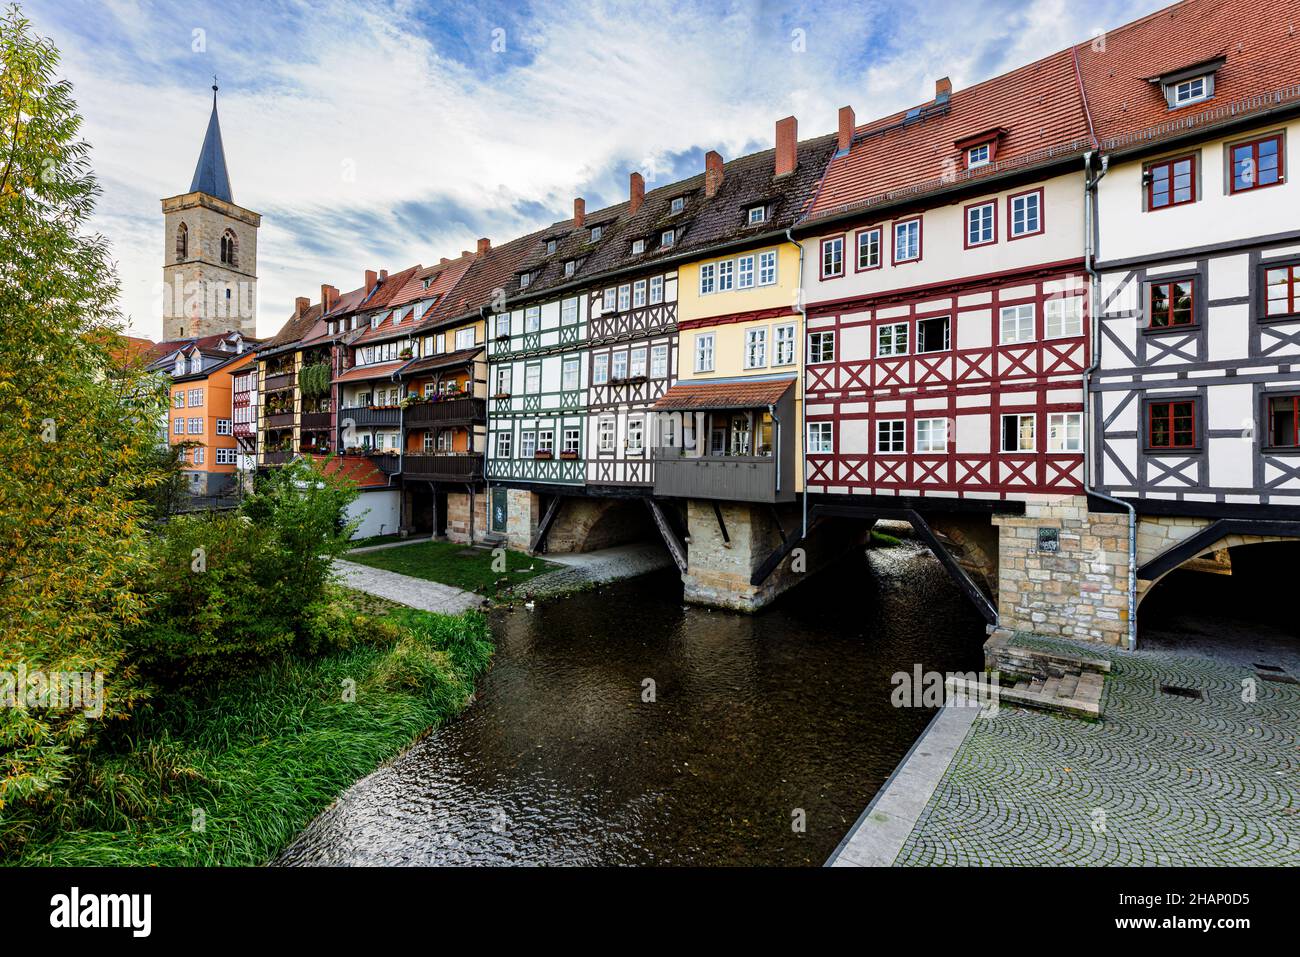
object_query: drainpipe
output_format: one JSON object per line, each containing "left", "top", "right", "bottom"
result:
{"left": 1082, "top": 149, "right": 1137, "bottom": 652}
{"left": 768, "top": 403, "right": 781, "bottom": 493}
{"left": 786, "top": 226, "right": 808, "bottom": 537}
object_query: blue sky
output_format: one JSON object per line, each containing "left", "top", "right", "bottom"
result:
{"left": 26, "top": 0, "right": 1168, "bottom": 340}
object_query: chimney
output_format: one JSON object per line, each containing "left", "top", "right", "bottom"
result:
{"left": 935, "top": 76, "right": 952, "bottom": 100}
{"left": 629, "top": 171, "right": 645, "bottom": 215}
{"left": 364, "top": 269, "right": 378, "bottom": 294}
{"left": 380, "top": 269, "right": 388, "bottom": 281}
{"left": 320, "top": 284, "right": 338, "bottom": 312}
{"left": 573, "top": 197, "right": 586, "bottom": 228}
{"left": 476, "top": 237, "right": 491, "bottom": 258}
{"left": 461, "top": 250, "right": 472, "bottom": 258}
{"left": 837, "top": 106, "right": 855, "bottom": 155}
{"left": 704, "top": 150, "right": 724, "bottom": 198}
{"left": 440, "top": 257, "right": 450, "bottom": 265}
{"left": 295, "top": 296, "right": 310, "bottom": 317}
{"left": 775, "top": 116, "right": 797, "bottom": 177}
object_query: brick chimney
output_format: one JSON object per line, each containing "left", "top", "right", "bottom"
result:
{"left": 379, "top": 269, "right": 388, "bottom": 281}
{"left": 573, "top": 197, "right": 586, "bottom": 228}
{"left": 837, "top": 106, "right": 855, "bottom": 154}
{"left": 629, "top": 171, "right": 645, "bottom": 215}
{"left": 440, "top": 257, "right": 450, "bottom": 265}
{"left": 775, "top": 116, "right": 797, "bottom": 177}
{"left": 364, "top": 269, "right": 378, "bottom": 294}
{"left": 704, "top": 150, "right": 724, "bottom": 198}
{"left": 320, "top": 284, "right": 338, "bottom": 313}
{"left": 295, "top": 296, "right": 310, "bottom": 317}
{"left": 477, "top": 237, "right": 491, "bottom": 258}
{"left": 936, "top": 76, "right": 952, "bottom": 100}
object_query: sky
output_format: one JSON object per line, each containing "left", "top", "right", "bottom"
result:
{"left": 26, "top": 0, "right": 1170, "bottom": 342}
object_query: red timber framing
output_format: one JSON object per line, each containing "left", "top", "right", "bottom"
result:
{"left": 803, "top": 260, "right": 1089, "bottom": 500}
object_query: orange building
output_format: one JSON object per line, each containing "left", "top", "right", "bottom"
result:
{"left": 168, "top": 345, "right": 258, "bottom": 495}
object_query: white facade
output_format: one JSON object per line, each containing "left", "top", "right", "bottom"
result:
{"left": 346, "top": 488, "right": 401, "bottom": 539}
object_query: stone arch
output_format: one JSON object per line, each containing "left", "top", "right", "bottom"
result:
{"left": 1137, "top": 531, "right": 1300, "bottom": 607}
{"left": 220, "top": 228, "right": 238, "bottom": 267}
{"left": 175, "top": 221, "right": 188, "bottom": 261}
{"left": 924, "top": 512, "right": 999, "bottom": 598}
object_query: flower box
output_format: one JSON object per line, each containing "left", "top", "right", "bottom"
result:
{"left": 559, "top": 451, "right": 579, "bottom": 460}
{"left": 533, "top": 451, "right": 553, "bottom": 460}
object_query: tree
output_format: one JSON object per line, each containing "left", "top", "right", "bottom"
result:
{"left": 0, "top": 5, "right": 168, "bottom": 843}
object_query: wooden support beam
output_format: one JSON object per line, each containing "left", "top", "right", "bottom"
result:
{"left": 712, "top": 501, "right": 730, "bottom": 547}
{"left": 750, "top": 516, "right": 824, "bottom": 587}
{"left": 646, "top": 498, "right": 689, "bottom": 573}
{"left": 1136, "top": 519, "right": 1300, "bottom": 581}
{"left": 905, "top": 509, "right": 998, "bottom": 625}
{"left": 529, "top": 494, "right": 564, "bottom": 555}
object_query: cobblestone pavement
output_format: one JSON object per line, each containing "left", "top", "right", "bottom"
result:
{"left": 894, "top": 636, "right": 1300, "bottom": 866}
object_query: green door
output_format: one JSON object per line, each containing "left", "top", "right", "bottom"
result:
{"left": 491, "top": 487, "right": 508, "bottom": 533}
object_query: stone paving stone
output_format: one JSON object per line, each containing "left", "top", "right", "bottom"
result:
{"left": 894, "top": 636, "right": 1300, "bottom": 866}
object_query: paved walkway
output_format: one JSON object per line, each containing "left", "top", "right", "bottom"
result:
{"left": 332, "top": 558, "right": 485, "bottom": 615}
{"left": 516, "top": 543, "right": 673, "bottom": 600}
{"left": 880, "top": 636, "right": 1300, "bottom": 866}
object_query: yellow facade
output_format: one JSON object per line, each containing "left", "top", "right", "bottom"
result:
{"left": 676, "top": 241, "right": 801, "bottom": 324}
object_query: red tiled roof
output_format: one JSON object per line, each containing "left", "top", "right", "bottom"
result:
{"left": 400, "top": 346, "right": 481, "bottom": 375}
{"left": 418, "top": 227, "right": 550, "bottom": 329}
{"left": 1075, "top": 0, "right": 1300, "bottom": 142}
{"left": 332, "top": 360, "right": 406, "bottom": 384}
{"left": 653, "top": 377, "right": 795, "bottom": 411}
{"left": 387, "top": 254, "right": 475, "bottom": 310}
{"left": 308, "top": 453, "right": 388, "bottom": 489}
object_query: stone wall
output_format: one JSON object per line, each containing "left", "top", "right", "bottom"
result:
{"left": 446, "top": 490, "right": 488, "bottom": 544}
{"left": 545, "top": 498, "right": 656, "bottom": 553}
{"left": 505, "top": 488, "right": 539, "bottom": 552}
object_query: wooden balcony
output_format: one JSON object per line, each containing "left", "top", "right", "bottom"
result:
{"left": 652, "top": 449, "right": 792, "bottom": 503}
{"left": 403, "top": 452, "right": 484, "bottom": 483}
{"left": 368, "top": 452, "right": 402, "bottom": 475}
{"left": 300, "top": 411, "right": 332, "bottom": 431}
{"left": 266, "top": 412, "right": 295, "bottom": 429}
{"left": 264, "top": 371, "right": 295, "bottom": 392}
{"left": 403, "top": 396, "right": 486, "bottom": 429}
{"left": 262, "top": 450, "right": 294, "bottom": 465}
{"left": 339, "top": 406, "right": 400, "bottom": 428}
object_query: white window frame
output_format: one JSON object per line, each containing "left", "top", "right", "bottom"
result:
{"left": 519, "top": 430, "right": 537, "bottom": 458}
{"left": 455, "top": 326, "right": 475, "bottom": 350}
{"left": 966, "top": 201, "right": 996, "bottom": 246}
{"left": 876, "top": 419, "right": 906, "bottom": 454}
{"left": 633, "top": 280, "right": 646, "bottom": 307}
{"left": 967, "top": 143, "right": 991, "bottom": 168}
{"left": 603, "top": 288, "right": 616, "bottom": 310}
{"left": 744, "top": 327, "right": 768, "bottom": 369}
{"left": 1000, "top": 303, "right": 1036, "bottom": 344}
{"left": 1047, "top": 412, "right": 1084, "bottom": 453}
{"left": 1010, "top": 191, "right": 1041, "bottom": 237}
{"left": 593, "top": 354, "right": 610, "bottom": 385}
{"left": 618, "top": 284, "right": 631, "bottom": 311}
{"left": 774, "top": 323, "right": 796, "bottom": 366}
{"left": 748, "top": 206, "right": 765, "bottom": 225}
{"left": 561, "top": 297, "right": 579, "bottom": 325}
{"left": 495, "top": 431, "right": 512, "bottom": 458}
{"left": 216, "top": 418, "right": 232, "bottom": 436}
{"left": 1000, "top": 413, "right": 1037, "bottom": 453}
{"left": 1171, "top": 75, "right": 1209, "bottom": 108}
{"left": 821, "top": 236, "right": 844, "bottom": 278}
{"left": 626, "top": 416, "right": 645, "bottom": 453}
{"left": 611, "top": 350, "right": 628, "bottom": 381}
{"left": 670, "top": 197, "right": 685, "bottom": 214}
{"left": 737, "top": 254, "right": 755, "bottom": 289}
{"left": 598, "top": 416, "right": 616, "bottom": 453}
{"left": 716, "top": 259, "right": 734, "bottom": 292}
{"left": 1045, "top": 296, "right": 1083, "bottom": 339}
{"left": 562, "top": 356, "right": 580, "bottom": 391}
{"left": 915, "top": 418, "right": 948, "bottom": 453}
{"left": 807, "top": 421, "right": 833, "bottom": 454}
{"left": 699, "top": 263, "right": 715, "bottom": 295}
{"left": 562, "top": 428, "right": 581, "bottom": 454}
{"left": 536, "top": 429, "right": 554, "bottom": 454}
{"left": 632, "top": 239, "right": 646, "bottom": 255}
{"left": 649, "top": 275, "right": 664, "bottom": 304}
{"left": 877, "top": 322, "right": 909, "bottom": 357}
{"left": 651, "top": 344, "right": 668, "bottom": 378}
{"left": 894, "top": 219, "right": 920, "bottom": 263}
{"left": 695, "top": 333, "right": 715, "bottom": 373}
{"left": 856, "top": 228, "right": 881, "bottom": 270}
{"left": 661, "top": 229, "right": 675, "bottom": 247}
{"left": 524, "top": 306, "right": 541, "bottom": 332}
{"left": 758, "top": 250, "right": 777, "bottom": 286}
{"left": 630, "top": 347, "right": 647, "bottom": 379}
{"left": 524, "top": 362, "right": 541, "bottom": 394}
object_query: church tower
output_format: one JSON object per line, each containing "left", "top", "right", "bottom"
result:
{"left": 161, "top": 84, "right": 260, "bottom": 340}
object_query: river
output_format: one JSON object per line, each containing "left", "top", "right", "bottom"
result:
{"left": 278, "top": 538, "right": 983, "bottom": 866}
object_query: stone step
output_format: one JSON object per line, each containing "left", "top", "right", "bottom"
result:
{"left": 1058, "top": 673, "right": 1080, "bottom": 698}
{"left": 1041, "top": 677, "right": 1061, "bottom": 698}
{"left": 994, "top": 683, "right": 1102, "bottom": 719}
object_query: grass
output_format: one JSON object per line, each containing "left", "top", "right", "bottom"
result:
{"left": 7, "top": 591, "right": 493, "bottom": 867}
{"left": 343, "top": 539, "right": 556, "bottom": 597}
{"left": 346, "top": 532, "right": 407, "bottom": 549}
{"left": 870, "top": 529, "right": 905, "bottom": 547}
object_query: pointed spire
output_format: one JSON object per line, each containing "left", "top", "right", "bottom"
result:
{"left": 189, "top": 80, "right": 233, "bottom": 204}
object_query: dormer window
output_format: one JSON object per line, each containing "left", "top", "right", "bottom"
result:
{"left": 546, "top": 239, "right": 557, "bottom": 255}
{"left": 1171, "top": 75, "right": 1210, "bottom": 108}
{"left": 1152, "top": 58, "right": 1222, "bottom": 111}
{"left": 747, "top": 206, "right": 766, "bottom": 225}
{"left": 590, "top": 225, "right": 603, "bottom": 242}
{"left": 519, "top": 271, "right": 532, "bottom": 288}
{"left": 955, "top": 128, "right": 1006, "bottom": 171}
{"left": 564, "top": 260, "right": 576, "bottom": 277}
{"left": 422, "top": 277, "right": 432, "bottom": 290}
{"left": 174, "top": 357, "right": 184, "bottom": 375}
{"left": 670, "top": 197, "right": 685, "bottom": 214}
{"left": 632, "top": 238, "right": 646, "bottom": 255}
{"left": 661, "top": 229, "right": 676, "bottom": 248}
{"left": 967, "top": 143, "right": 991, "bottom": 169}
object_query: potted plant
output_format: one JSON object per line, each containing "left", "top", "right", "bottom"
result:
{"left": 559, "top": 449, "right": 579, "bottom": 460}
{"left": 534, "top": 449, "right": 553, "bottom": 460}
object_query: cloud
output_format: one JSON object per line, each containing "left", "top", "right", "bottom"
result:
{"left": 25, "top": 0, "right": 1169, "bottom": 340}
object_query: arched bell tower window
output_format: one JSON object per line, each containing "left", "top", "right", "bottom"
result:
{"left": 220, "top": 229, "right": 238, "bottom": 267}
{"left": 176, "top": 222, "right": 188, "bottom": 261}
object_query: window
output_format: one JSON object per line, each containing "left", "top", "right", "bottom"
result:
{"left": 651, "top": 344, "right": 668, "bottom": 378}
{"left": 1047, "top": 412, "right": 1083, "bottom": 452}
{"left": 188, "top": 388, "right": 203, "bottom": 407}
{"left": 173, "top": 392, "right": 185, "bottom": 408}
{"left": 774, "top": 323, "right": 796, "bottom": 365}
{"left": 699, "top": 263, "right": 716, "bottom": 295}
{"left": 915, "top": 418, "right": 948, "bottom": 453}
{"left": 649, "top": 275, "right": 664, "bottom": 304}
{"left": 1230, "top": 134, "right": 1284, "bottom": 193}
{"left": 424, "top": 382, "right": 437, "bottom": 397}
{"left": 216, "top": 419, "right": 232, "bottom": 436}
{"left": 1148, "top": 281, "right": 1194, "bottom": 329}
{"left": 1046, "top": 296, "right": 1084, "bottom": 338}
{"left": 670, "top": 197, "right": 685, "bottom": 214}
{"left": 1171, "top": 75, "right": 1209, "bottom": 108}
{"left": 216, "top": 448, "right": 237, "bottom": 465}
{"left": 1148, "top": 400, "right": 1197, "bottom": 450}
{"left": 630, "top": 348, "right": 647, "bottom": 378}
{"left": 494, "top": 366, "right": 512, "bottom": 395}
{"left": 455, "top": 327, "right": 475, "bottom": 350}
{"left": 1008, "top": 189, "right": 1042, "bottom": 238}
{"left": 716, "top": 259, "right": 734, "bottom": 292}
{"left": 659, "top": 415, "right": 677, "bottom": 449}
{"left": 192, "top": 446, "right": 205, "bottom": 465}
{"left": 1147, "top": 155, "right": 1196, "bottom": 209}
{"left": 695, "top": 333, "right": 715, "bottom": 372}
{"left": 748, "top": 206, "right": 765, "bottom": 225}
{"left": 562, "top": 357, "right": 580, "bottom": 391}
{"left": 1001, "top": 413, "right": 1036, "bottom": 452}
{"left": 1265, "top": 263, "right": 1300, "bottom": 318}
{"left": 599, "top": 417, "right": 616, "bottom": 452}
{"left": 744, "top": 327, "right": 767, "bottom": 369}
{"left": 627, "top": 416, "right": 645, "bottom": 453}
{"left": 1268, "top": 395, "right": 1300, "bottom": 447}
{"left": 173, "top": 417, "right": 184, "bottom": 435}
{"left": 219, "top": 229, "right": 237, "bottom": 266}
{"left": 524, "top": 363, "right": 541, "bottom": 394}
{"left": 495, "top": 432, "right": 512, "bottom": 458}
{"left": 175, "top": 222, "right": 188, "bottom": 261}
{"left": 187, "top": 417, "right": 203, "bottom": 435}
{"left": 603, "top": 288, "right": 616, "bottom": 311}
{"left": 876, "top": 419, "right": 906, "bottom": 453}
{"left": 807, "top": 422, "right": 833, "bottom": 453}
{"left": 966, "top": 201, "right": 996, "bottom": 247}
{"left": 967, "top": 143, "right": 991, "bottom": 168}
{"left": 590, "top": 225, "right": 603, "bottom": 242}
{"left": 618, "top": 285, "right": 631, "bottom": 311}
{"left": 893, "top": 218, "right": 921, "bottom": 263}
{"left": 821, "top": 236, "right": 844, "bottom": 278}
{"left": 525, "top": 306, "right": 541, "bottom": 332}
{"left": 1000, "top": 303, "right": 1035, "bottom": 344}
{"left": 611, "top": 351, "right": 628, "bottom": 381}
{"left": 563, "top": 429, "right": 580, "bottom": 454}
{"left": 877, "top": 322, "right": 908, "bottom": 357}
{"left": 593, "top": 354, "right": 609, "bottom": 385}
{"left": 519, "top": 430, "right": 537, "bottom": 458}
{"left": 437, "top": 430, "right": 453, "bottom": 451}
{"left": 917, "top": 316, "right": 950, "bottom": 353}
{"left": 564, "top": 260, "right": 576, "bottom": 277}
{"left": 632, "top": 239, "right": 646, "bottom": 255}
{"left": 519, "top": 271, "right": 531, "bottom": 289}
{"left": 633, "top": 280, "right": 647, "bottom": 307}
{"left": 561, "top": 297, "right": 579, "bottom": 325}
{"left": 808, "top": 330, "right": 835, "bottom": 364}
{"left": 536, "top": 429, "right": 554, "bottom": 454}
{"left": 661, "top": 229, "right": 675, "bottom": 247}
{"left": 546, "top": 239, "right": 557, "bottom": 255}
{"left": 758, "top": 250, "right": 777, "bottom": 285}
{"left": 856, "top": 228, "right": 881, "bottom": 270}
{"left": 737, "top": 254, "right": 755, "bottom": 289}
{"left": 495, "top": 314, "right": 510, "bottom": 338}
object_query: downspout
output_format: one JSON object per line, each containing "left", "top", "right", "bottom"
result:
{"left": 786, "top": 228, "right": 808, "bottom": 537}
{"left": 768, "top": 403, "right": 781, "bottom": 493}
{"left": 1082, "top": 148, "right": 1137, "bottom": 652}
